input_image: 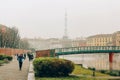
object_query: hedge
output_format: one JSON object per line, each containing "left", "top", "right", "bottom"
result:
{"left": 33, "top": 57, "right": 75, "bottom": 77}
{"left": 0, "top": 54, "right": 13, "bottom": 61}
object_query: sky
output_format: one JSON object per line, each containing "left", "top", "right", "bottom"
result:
{"left": 0, "top": 0, "right": 120, "bottom": 39}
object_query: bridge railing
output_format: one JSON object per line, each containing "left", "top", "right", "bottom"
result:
{"left": 55, "top": 46, "right": 120, "bottom": 55}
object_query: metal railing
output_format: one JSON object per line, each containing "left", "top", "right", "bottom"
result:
{"left": 55, "top": 46, "right": 120, "bottom": 55}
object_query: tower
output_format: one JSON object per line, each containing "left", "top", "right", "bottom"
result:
{"left": 63, "top": 9, "right": 68, "bottom": 39}
{"left": 62, "top": 9, "right": 71, "bottom": 48}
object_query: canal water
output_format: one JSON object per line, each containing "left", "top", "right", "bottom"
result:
{"left": 59, "top": 53, "right": 120, "bottom": 70}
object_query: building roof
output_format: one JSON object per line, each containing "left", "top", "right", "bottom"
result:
{"left": 113, "top": 31, "right": 120, "bottom": 34}
{"left": 87, "top": 34, "right": 112, "bottom": 39}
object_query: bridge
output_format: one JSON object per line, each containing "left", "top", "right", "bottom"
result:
{"left": 36, "top": 46, "right": 120, "bottom": 70}
{"left": 55, "top": 46, "right": 120, "bottom": 55}
{"left": 53, "top": 46, "right": 120, "bottom": 70}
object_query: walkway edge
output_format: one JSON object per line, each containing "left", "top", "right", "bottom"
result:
{"left": 27, "top": 61, "right": 35, "bottom": 80}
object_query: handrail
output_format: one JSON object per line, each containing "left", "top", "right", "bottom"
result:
{"left": 55, "top": 46, "right": 120, "bottom": 55}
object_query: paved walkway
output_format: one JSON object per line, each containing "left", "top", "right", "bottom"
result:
{"left": 0, "top": 56, "right": 29, "bottom": 80}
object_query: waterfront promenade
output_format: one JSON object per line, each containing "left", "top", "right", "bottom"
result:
{"left": 0, "top": 56, "right": 29, "bottom": 80}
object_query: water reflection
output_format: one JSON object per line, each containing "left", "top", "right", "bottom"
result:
{"left": 59, "top": 53, "right": 120, "bottom": 70}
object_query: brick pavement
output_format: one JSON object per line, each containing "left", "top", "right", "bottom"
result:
{"left": 0, "top": 56, "right": 29, "bottom": 80}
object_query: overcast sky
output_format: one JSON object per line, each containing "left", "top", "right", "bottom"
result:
{"left": 0, "top": 0, "right": 120, "bottom": 39}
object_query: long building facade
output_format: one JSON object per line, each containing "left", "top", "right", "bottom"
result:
{"left": 86, "top": 31, "right": 120, "bottom": 46}
{"left": 87, "top": 34, "right": 112, "bottom": 46}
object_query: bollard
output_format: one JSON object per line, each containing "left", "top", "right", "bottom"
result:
{"left": 119, "top": 71, "right": 120, "bottom": 76}
{"left": 92, "top": 68, "right": 96, "bottom": 77}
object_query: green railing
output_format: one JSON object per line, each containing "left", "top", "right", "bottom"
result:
{"left": 55, "top": 46, "right": 120, "bottom": 55}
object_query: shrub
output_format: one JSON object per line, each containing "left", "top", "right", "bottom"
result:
{"left": 33, "top": 57, "right": 75, "bottom": 77}
{"left": 109, "top": 71, "right": 118, "bottom": 76}
{"left": 0, "top": 54, "right": 13, "bottom": 61}
{"left": 109, "top": 71, "right": 120, "bottom": 76}
{"left": 100, "top": 70, "right": 106, "bottom": 73}
{"left": 88, "top": 67, "right": 96, "bottom": 71}
{"left": 4, "top": 55, "right": 13, "bottom": 61}
{"left": 0, "top": 55, "right": 5, "bottom": 60}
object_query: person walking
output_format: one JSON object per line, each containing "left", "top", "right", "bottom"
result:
{"left": 27, "top": 53, "right": 34, "bottom": 61}
{"left": 17, "top": 54, "right": 24, "bottom": 71}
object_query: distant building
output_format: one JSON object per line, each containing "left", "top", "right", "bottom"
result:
{"left": 27, "top": 37, "right": 72, "bottom": 50}
{"left": 27, "top": 38, "right": 50, "bottom": 50}
{"left": 47, "top": 38, "right": 62, "bottom": 49}
{"left": 86, "top": 31, "right": 120, "bottom": 46}
{"left": 61, "top": 38, "right": 72, "bottom": 48}
{"left": 71, "top": 38, "right": 86, "bottom": 47}
{"left": 87, "top": 34, "right": 112, "bottom": 46}
{"left": 27, "top": 38, "right": 63, "bottom": 50}
{"left": 113, "top": 31, "right": 120, "bottom": 46}
{"left": 27, "top": 31, "right": 120, "bottom": 51}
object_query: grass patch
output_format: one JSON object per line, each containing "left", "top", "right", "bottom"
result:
{"left": 0, "top": 60, "right": 9, "bottom": 66}
{"left": 35, "top": 64, "right": 110, "bottom": 80}
{"left": 36, "top": 76, "right": 79, "bottom": 80}
{"left": 0, "top": 60, "right": 4, "bottom": 64}
{"left": 0, "top": 60, "right": 5, "bottom": 66}
{"left": 72, "top": 65, "right": 109, "bottom": 77}
{"left": 36, "top": 76, "right": 109, "bottom": 80}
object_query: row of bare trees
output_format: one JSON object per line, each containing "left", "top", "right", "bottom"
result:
{"left": 0, "top": 24, "right": 29, "bottom": 49}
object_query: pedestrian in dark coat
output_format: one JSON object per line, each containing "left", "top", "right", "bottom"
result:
{"left": 17, "top": 54, "right": 24, "bottom": 70}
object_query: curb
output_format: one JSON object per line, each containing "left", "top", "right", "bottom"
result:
{"left": 27, "top": 61, "right": 35, "bottom": 80}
